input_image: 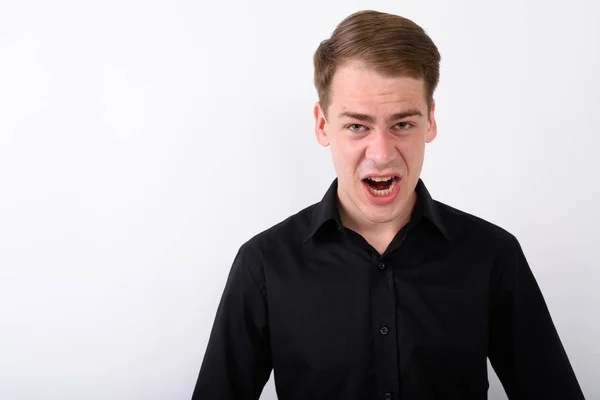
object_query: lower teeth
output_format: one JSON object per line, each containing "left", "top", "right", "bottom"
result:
{"left": 367, "top": 180, "right": 396, "bottom": 196}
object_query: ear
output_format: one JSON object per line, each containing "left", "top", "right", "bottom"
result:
{"left": 314, "top": 101, "right": 330, "bottom": 147}
{"left": 425, "top": 100, "right": 438, "bottom": 143}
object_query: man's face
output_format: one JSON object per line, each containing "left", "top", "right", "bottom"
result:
{"left": 314, "top": 61, "right": 437, "bottom": 228}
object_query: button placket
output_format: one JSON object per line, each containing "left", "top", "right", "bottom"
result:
{"left": 372, "top": 251, "right": 398, "bottom": 396}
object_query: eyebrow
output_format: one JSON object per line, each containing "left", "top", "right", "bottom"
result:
{"left": 339, "top": 109, "right": 423, "bottom": 124}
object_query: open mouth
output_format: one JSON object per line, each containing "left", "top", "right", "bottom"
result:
{"left": 362, "top": 176, "right": 400, "bottom": 197}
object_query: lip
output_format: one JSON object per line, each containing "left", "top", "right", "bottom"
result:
{"left": 361, "top": 176, "right": 402, "bottom": 205}
{"left": 362, "top": 173, "right": 401, "bottom": 180}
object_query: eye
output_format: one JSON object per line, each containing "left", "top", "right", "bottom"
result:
{"left": 395, "top": 122, "right": 413, "bottom": 131}
{"left": 347, "top": 123, "right": 366, "bottom": 132}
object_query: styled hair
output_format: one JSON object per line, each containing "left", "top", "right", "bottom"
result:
{"left": 313, "top": 10, "right": 441, "bottom": 117}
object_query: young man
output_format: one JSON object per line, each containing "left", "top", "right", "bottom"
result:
{"left": 192, "top": 10, "right": 584, "bottom": 400}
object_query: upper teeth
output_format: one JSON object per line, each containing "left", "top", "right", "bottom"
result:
{"left": 368, "top": 176, "right": 394, "bottom": 182}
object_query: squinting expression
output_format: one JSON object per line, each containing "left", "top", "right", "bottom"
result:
{"left": 314, "top": 60, "right": 437, "bottom": 231}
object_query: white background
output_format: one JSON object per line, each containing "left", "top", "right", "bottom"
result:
{"left": 1, "top": 0, "right": 598, "bottom": 399}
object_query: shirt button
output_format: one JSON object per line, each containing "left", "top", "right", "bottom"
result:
{"left": 380, "top": 326, "right": 389, "bottom": 335}
{"left": 378, "top": 262, "right": 386, "bottom": 270}
{"left": 384, "top": 393, "right": 392, "bottom": 400}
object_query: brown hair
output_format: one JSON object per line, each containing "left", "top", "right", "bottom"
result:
{"left": 313, "top": 10, "right": 441, "bottom": 117}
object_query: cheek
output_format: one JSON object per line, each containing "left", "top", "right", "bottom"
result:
{"left": 399, "top": 136, "right": 426, "bottom": 162}
{"left": 332, "top": 140, "right": 362, "bottom": 174}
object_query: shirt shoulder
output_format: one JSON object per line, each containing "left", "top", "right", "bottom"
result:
{"left": 433, "top": 199, "right": 519, "bottom": 249}
{"left": 238, "top": 202, "right": 318, "bottom": 257}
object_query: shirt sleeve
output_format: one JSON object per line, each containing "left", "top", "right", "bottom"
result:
{"left": 488, "top": 235, "right": 585, "bottom": 399}
{"left": 191, "top": 244, "right": 272, "bottom": 400}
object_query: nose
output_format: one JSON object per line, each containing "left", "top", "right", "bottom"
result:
{"left": 365, "top": 130, "right": 396, "bottom": 166}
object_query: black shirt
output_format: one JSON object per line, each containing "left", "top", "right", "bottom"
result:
{"left": 192, "top": 178, "right": 583, "bottom": 400}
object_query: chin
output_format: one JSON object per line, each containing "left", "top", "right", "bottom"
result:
{"left": 363, "top": 205, "right": 403, "bottom": 223}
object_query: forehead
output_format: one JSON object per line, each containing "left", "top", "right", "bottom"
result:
{"left": 329, "top": 61, "right": 427, "bottom": 113}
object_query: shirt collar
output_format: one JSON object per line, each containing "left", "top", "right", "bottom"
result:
{"left": 303, "top": 177, "right": 451, "bottom": 244}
